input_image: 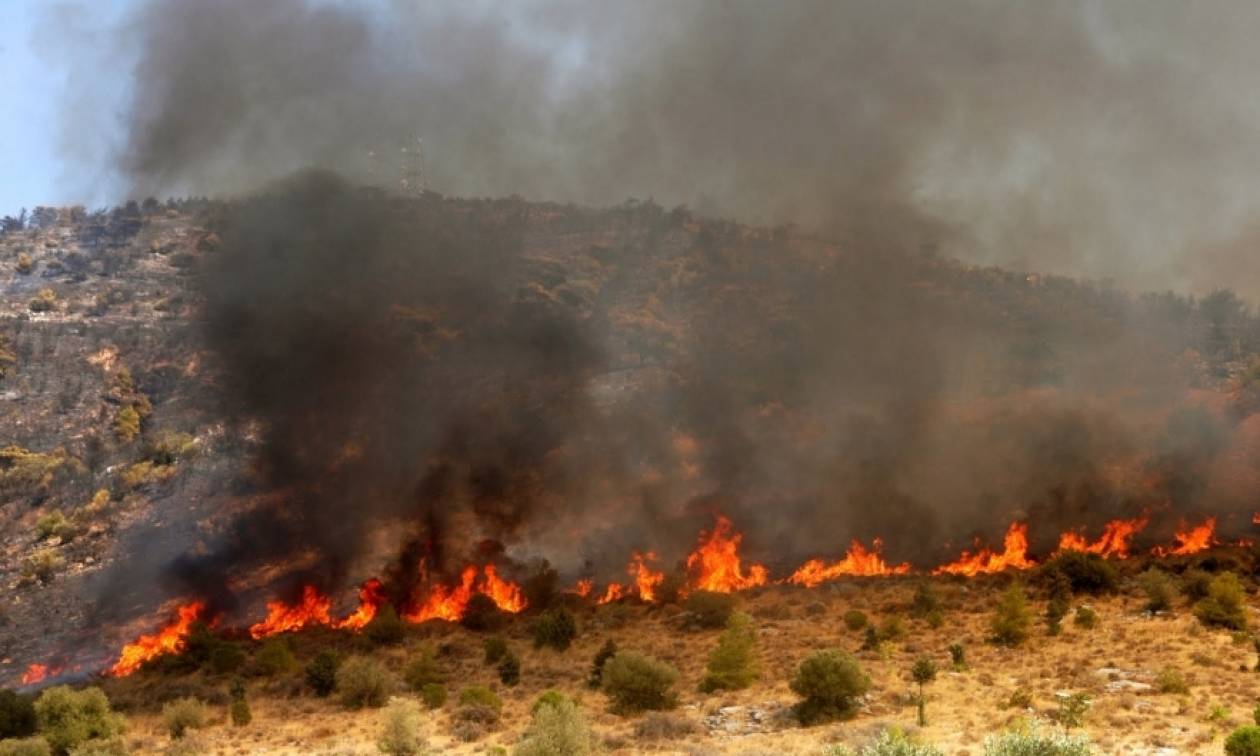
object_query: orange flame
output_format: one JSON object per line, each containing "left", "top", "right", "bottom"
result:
{"left": 333, "top": 578, "right": 388, "bottom": 631}
{"left": 630, "top": 551, "right": 665, "bottom": 601}
{"left": 933, "top": 522, "right": 1034, "bottom": 576}
{"left": 787, "top": 538, "right": 911, "bottom": 587}
{"left": 1056, "top": 516, "right": 1148, "bottom": 559}
{"left": 21, "top": 663, "right": 52, "bottom": 685}
{"left": 572, "top": 579, "right": 593, "bottom": 598}
{"left": 1152, "top": 517, "right": 1217, "bottom": 557}
{"left": 685, "top": 515, "right": 768, "bottom": 593}
{"left": 249, "top": 585, "right": 333, "bottom": 639}
{"left": 403, "top": 564, "right": 526, "bottom": 623}
{"left": 108, "top": 601, "right": 206, "bottom": 677}
{"left": 1253, "top": 512, "right": 1260, "bottom": 525}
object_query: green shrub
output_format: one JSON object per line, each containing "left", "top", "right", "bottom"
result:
{"left": 305, "top": 651, "right": 339, "bottom": 697}
{"left": 877, "top": 616, "right": 906, "bottom": 642}
{"left": 1195, "top": 572, "right": 1248, "bottom": 631}
{"left": 402, "top": 651, "right": 443, "bottom": 691}
{"left": 832, "top": 728, "right": 944, "bottom": 756}
{"left": 789, "top": 649, "right": 871, "bottom": 725}
{"left": 419, "top": 684, "right": 447, "bottom": 710}
{"left": 1155, "top": 667, "right": 1189, "bottom": 694}
{"left": 1226, "top": 726, "right": 1260, "bottom": 756}
{"left": 34, "top": 512, "right": 76, "bottom": 542}
{"left": 457, "top": 686, "right": 502, "bottom": 712}
{"left": 337, "top": 656, "right": 392, "bottom": 709}
{"left": 924, "top": 609, "right": 944, "bottom": 629}
{"left": 33, "top": 686, "right": 123, "bottom": 754}
{"left": 161, "top": 697, "right": 208, "bottom": 739}
{"left": 911, "top": 658, "right": 937, "bottom": 726}
{"left": 601, "top": 652, "right": 679, "bottom": 714}
{"left": 229, "top": 697, "right": 251, "bottom": 727}
{"left": 990, "top": 583, "right": 1032, "bottom": 646}
{"left": 1055, "top": 693, "right": 1091, "bottom": 729}
{"left": 513, "top": 697, "right": 597, "bottom": 756}
{"left": 377, "top": 697, "right": 425, "bottom": 756}
{"left": 983, "top": 723, "right": 1092, "bottom": 755}
{"left": 684, "top": 591, "right": 737, "bottom": 629}
{"left": 254, "top": 638, "right": 295, "bottom": 676}
{"left": 112, "top": 407, "right": 141, "bottom": 443}
{"left": 1042, "top": 551, "right": 1119, "bottom": 594}
{"left": 460, "top": 594, "right": 504, "bottom": 632}
{"left": 843, "top": 610, "right": 868, "bottom": 631}
{"left": 1181, "top": 569, "right": 1213, "bottom": 601}
{"left": 1073, "top": 606, "right": 1097, "bottom": 629}
{"left": 587, "top": 639, "right": 617, "bottom": 689}
{"left": 0, "top": 689, "right": 37, "bottom": 739}
{"left": 208, "top": 642, "right": 246, "bottom": 675}
{"left": 0, "top": 738, "right": 50, "bottom": 756}
{"left": 365, "top": 604, "right": 407, "bottom": 646}
{"left": 1004, "top": 689, "right": 1033, "bottom": 709}
{"left": 1137, "top": 568, "right": 1176, "bottom": 613}
{"left": 911, "top": 583, "right": 941, "bottom": 617}
{"left": 483, "top": 637, "right": 509, "bottom": 665}
{"left": 531, "top": 691, "right": 571, "bottom": 715}
{"left": 498, "top": 652, "right": 521, "bottom": 687}
{"left": 700, "top": 611, "right": 759, "bottom": 692}
{"left": 532, "top": 609, "right": 578, "bottom": 651}
{"left": 21, "top": 549, "right": 65, "bottom": 584}
{"left": 948, "top": 643, "right": 966, "bottom": 670}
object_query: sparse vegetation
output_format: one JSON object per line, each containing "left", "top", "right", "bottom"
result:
{"left": 1072, "top": 606, "right": 1097, "bottom": 629}
{"left": 827, "top": 728, "right": 944, "bottom": 756}
{"left": 33, "top": 686, "right": 123, "bottom": 754}
{"left": 337, "top": 656, "right": 392, "bottom": 709}
{"left": 161, "top": 697, "right": 208, "bottom": 739}
{"left": 1156, "top": 667, "right": 1189, "bottom": 694}
{"left": 601, "top": 652, "right": 679, "bottom": 714}
{"left": 843, "top": 609, "right": 868, "bottom": 631}
{"left": 0, "top": 738, "right": 49, "bottom": 756}
{"left": 683, "top": 590, "right": 736, "bottom": 629}
{"left": 28, "top": 289, "right": 57, "bottom": 313}
{"left": 790, "top": 649, "right": 871, "bottom": 725}
{"left": 532, "top": 608, "right": 577, "bottom": 651}
{"left": 21, "top": 549, "right": 65, "bottom": 585}
{"left": 700, "top": 610, "right": 759, "bottom": 692}
{"left": 34, "top": 511, "right": 76, "bottom": 542}
{"left": 1055, "top": 693, "right": 1091, "bottom": 730}
{"left": 991, "top": 582, "right": 1033, "bottom": 646}
{"left": 1194, "top": 572, "right": 1248, "bottom": 630}
{"left": 15, "top": 253, "right": 33, "bottom": 275}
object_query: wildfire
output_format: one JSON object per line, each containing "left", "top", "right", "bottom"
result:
{"left": 403, "top": 564, "right": 526, "bottom": 623}
{"left": 249, "top": 585, "right": 333, "bottom": 639}
{"left": 21, "top": 663, "right": 53, "bottom": 685}
{"left": 572, "top": 579, "right": 593, "bottom": 598}
{"left": 597, "top": 583, "right": 627, "bottom": 604}
{"left": 787, "top": 538, "right": 911, "bottom": 587}
{"left": 333, "top": 578, "right": 388, "bottom": 631}
{"left": 108, "top": 601, "right": 206, "bottom": 677}
{"left": 685, "top": 516, "right": 768, "bottom": 593}
{"left": 596, "top": 551, "right": 666, "bottom": 603}
{"left": 1056, "top": 516, "right": 1149, "bottom": 559}
{"left": 1152, "top": 517, "right": 1217, "bottom": 557}
{"left": 933, "top": 522, "right": 1034, "bottom": 576}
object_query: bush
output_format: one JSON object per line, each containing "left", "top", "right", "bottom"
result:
{"left": 1195, "top": 572, "right": 1248, "bottom": 630}
{"left": 990, "top": 583, "right": 1032, "bottom": 646}
{"left": 1039, "top": 552, "right": 1118, "bottom": 594}
{"left": 789, "top": 649, "right": 871, "bottom": 725}
{"left": 21, "top": 549, "right": 65, "bottom": 584}
{"left": 632, "top": 712, "right": 701, "bottom": 741}
{"left": 948, "top": 643, "right": 966, "bottom": 670}
{"left": 377, "top": 697, "right": 425, "bottom": 756}
{"left": 0, "top": 739, "right": 49, "bottom": 756}
{"left": 208, "top": 642, "right": 246, "bottom": 674}
{"left": 587, "top": 639, "right": 617, "bottom": 689}
{"left": 483, "top": 637, "right": 508, "bottom": 665}
{"left": 34, "top": 512, "right": 76, "bottom": 542}
{"left": 402, "top": 651, "right": 443, "bottom": 691}
{"left": 877, "top": 616, "right": 906, "bottom": 642}
{"left": 161, "top": 697, "right": 208, "bottom": 739}
{"left": 1137, "top": 568, "right": 1176, "bottom": 612}
{"left": 229, "top": 697, "right": 251, "bottom": 727}
{"left": 33, "top": 686, "right": 123, "bottom": 754}
{"left": 254, "top": 638, "right": 295, "bottom": 676}
{"left": 0, "top": 689, "right": 37, "bottom": 739}
{"left": 460, "top": 594, "right": 504, "bottom": 632}
{"left": 832, "top": 728, "right": 944, "bottom": 756}
{"left": 1155, "top": 667, "right": 1189, "bottom": 694}
{"left": 532, "top": 609, "right": 578, "bottom": 651}
{"left": 365, "top": 604, "right": 407, "bottom": 646}
{"left": 419, "top": 684, "right": 447, "bottom": 710}
{"left": 28, "top": 289, "right": 56, "bottom": 313}
{"left": 498, "top": 652, "right": 521, "bottom": 687}
{"left": 1226, "top": 726, "right": 1260, "bottom": 756}
{"left": 513, "top": 697, "right": 597, "bottom": 756}
{"left": 337, "top": 656, "right": 392, "bottom": 709}
{"left": 700, "top": 611, "right": 759, "bottom": 692}
{"left": 112, "top": 407, "right": 141, "bottom": 443}
{"left": 983, "top": 724, "right": 1092, "bottom": 755}
{"left": 66, "top": 738, "right": 128, "bottom": 756}
{"left": 1072, "top": 606, "right": 1097, "bottom": 629}
{"left": 601, "top": 652, "right": 679, "bottom": 714}
{"left": 457, "top": 686, "right": 502, "bottom": 712}
{"left": 684, "top": 591, "right": 736, "bottom": 629}
{"left": 911, "top": 583, "right": 941, "bottom": 617}
{"left": 531, "top": 691, "right": 571, "bottom": 715}
{"left": 306, "top": 651, "right": 339, "bottom": 697}
{"left": 455, "top": 686, "right": 503, "bottom": 735}
{"left": 15, "top": 253, "right": 33, "bottom": 275}
{"left": 1181, "top": 569, "right": 1213, "bottom": 601}
{"left": 843, "top": 610, "right": 868, "bottom": 631}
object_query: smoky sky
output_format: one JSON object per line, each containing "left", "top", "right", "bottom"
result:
{"left": 40, "top": 0, "right": 1260, "bottom": 301}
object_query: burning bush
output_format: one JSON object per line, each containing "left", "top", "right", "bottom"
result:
{"left": 1194, "top": 572, "right": 1248, "bottom": 630}
{"left": 532, "top": 608, "right": 578, "bottom": 651}
{"left": 683, "top": 591, "right": 736, "bottom": 629}
{"left": 700, "top": 611, "right": 759, "bottom": 693}
{"left": 160, "top": 697, "right": 208, "bottom": 739}
{"left": 32, "top": 686, "right": 123, "bottom": 754}
{"left": 377, "top": 697, "right": 426, "bottom": 756}
{"left": 790, "top": 649, "right": 871, "bottom": 725}
{"left": 1039, "top": 552, "right": 1118, "bottom": 595}
{"left": 1137, "top": 568, "right": 1177, "bottom": 613}
{"left": 305, "top": 651, "right": 339, "bottom": 697}
{"left": 514, "top": 696, "right": 597, "bottom": 756}
{"left": 990, "top": 583, "right": 1032, "bottom": 646}
{"left": 0, "top": 689, "right": 37, "bottom": 740}
{"left": 337, "top": 656, "right": 393, "bottom": 709}
{"left": 1226, "top": 726, "right": 1260, "bottom": 756}
{"left": 601, "top": 652, "right": 679, "bottom": 714}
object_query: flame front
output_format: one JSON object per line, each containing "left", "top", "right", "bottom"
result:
{"left": 333, "top": 578, "right": 388, "bottom": 631}
{"left": 1056, "top": 516, "right": 1149, "bottom": 558}
{"left": 108, "top": 601, "right": 206, "bottom": 677}
{"left": 404, "top": 564, "right": 526, "bottom": 622}
{"left": 1152, "top": 517, "right": 1217, "bottom": 557}
{"left": 933, "top": 522, "right": 1034, "bottom": 576}
{"left": 685, "top": 515, "right": 768, "bottom": 593}
{"left": 249, "top": 585, "right": 333, "bottom": 639}
{"left": 787, "top": 538, "right": 911, "bottom": 587}
{"left": 21, "top": 663, "right": 51, "bottom": 685}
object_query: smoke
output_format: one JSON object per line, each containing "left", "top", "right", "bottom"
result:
{"left": 47, "top": 0, "right": 1260, "bottom": 605}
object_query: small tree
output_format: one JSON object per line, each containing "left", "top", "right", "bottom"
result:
{"left": 911, "top": 582, "right": 941, "bottom": 617}
{"left": 601, "top": 652, "right": 679, "bottom": 714}
{"left": 1195, "top": 572, "right": 1248, "bottom": 631}
{"left": 991, "top": 583, "right": 1032, "bottom": 646}
{"left": 1055, "top": 692, "right": 1091, "bottom": 730}
{"left": 306, "top": 651, "right": 339, "bottom": 697}
{"left": 700, "top": 611, "right": 759, "bottom": 692}
{"left": 911, "top": 658, "right": 937, "bottom": 726}
{"left": 33, "top": 686, "right": 123, "bottom": 754}
{"left": 789, "top": 649, "right": 871, "bottom": 725}
{"left": 948, "top": 643, "right": 966, "bottom": 671}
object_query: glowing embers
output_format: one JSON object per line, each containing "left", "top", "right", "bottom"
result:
{"left": 403, "top": 564, "right": 526, "bottom": 623}
{"left": 685, "top": 515, "right": 768, "bottom": 593}
{"left": 788, "top": 538, "right": 911, "bottom": 587}
{"left": 1151, "top": 517, "right": 1217, "bottom": 557}
{"left": 108, "top": 601, "right": 207, "bottom": 677}
{"left": 1056, "top": 517, "right": 1149, "bottom": 559}
{"left": 933, "top": 522, "right": 1034, "bottom": 576}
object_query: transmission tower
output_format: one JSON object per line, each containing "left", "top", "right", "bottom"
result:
{"left": 399, "top": 135, "right": 427, "bottom": 197}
